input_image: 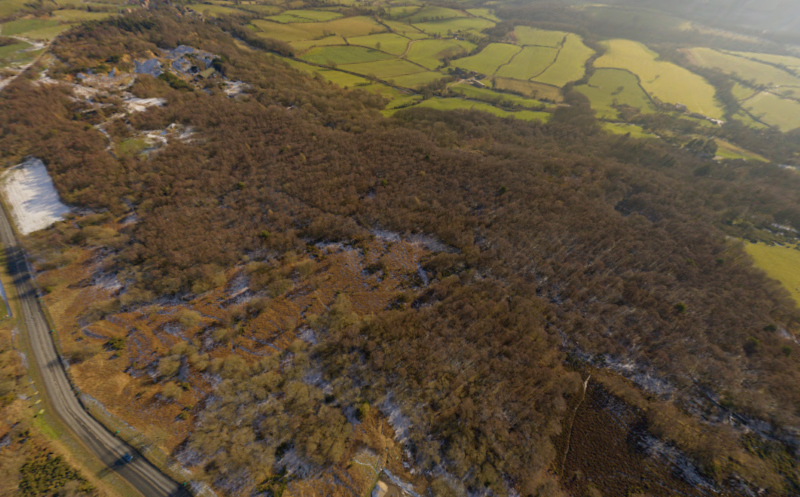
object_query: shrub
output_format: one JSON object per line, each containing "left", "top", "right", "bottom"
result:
{"left": 105, "top": 337, "right": 126, "bottom": 351}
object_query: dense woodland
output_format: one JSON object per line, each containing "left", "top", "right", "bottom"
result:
{"left": 2, "top": 6, "right": 800, "bottom": 496}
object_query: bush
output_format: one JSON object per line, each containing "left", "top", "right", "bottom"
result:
{"left": 161, "top": 381, "right": 183, "bottom": 402}
{"left": 105, "top": 337, "right": 126, "bottom": 351}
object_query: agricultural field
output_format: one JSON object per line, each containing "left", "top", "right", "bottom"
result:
{"left": 512, "top": 26, "right": 567, "bottom": 48}
{"left": 404, "top": 38, "right": 475, "bottom": 69}
{"left": 451, "top": 43, "right": 520, "bottom": 76}
{"left": 404, "top": 6, "right": 466, "bottom": 23}
{"left": 450, "top": 83, "right": 552, "bottom": 109}
{"left": 411, "top": 17, "right": 494, "bottom": 37}
{"left": 532, "top": 34, "right": 593, "bottom": 87}
{"left": 494, "top": 78, "right": 563, "bottom": 102}
{"left": 714, "top": 139, "right": 767, "bottom": 162}
{"left": 300, "top": 45, "right": 392, "bottom": 66}
{"left": 725, "top": 50, "right": 800, "bottom": 75}
{"left": 496, "top": 46, "right": 558, "bottom": 80}
{"left": 595, "top": 39, "right": 724, "bottom": 119}
{"left": 347, "top": 32, "right": 411, "bottom": 56}
{"left": 745, "top": 243, "right": 800, "bottom": 306}
{"left": 390, "top": 97, "right": 550, "bottom": 122}
{"left": 576, "top": 68, "right": 655, "bottom": 119}
{"left": 687, "top": 48, "right": 800, "bottom": 89}
{"left": 740, "top": 91, "right": 800, "bottom": 132}
{"left": 602, "top": 122, "right": 657, "bottom": 139}
{"left": 251, "top": 16, "right": 386, "bottom": 42}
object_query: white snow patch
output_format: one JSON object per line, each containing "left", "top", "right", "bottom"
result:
{"left": 2, "top": 158, "right": 71, "bottom": 235}
{"left": 123, "top": 95, "right": 166, "bottom": 113}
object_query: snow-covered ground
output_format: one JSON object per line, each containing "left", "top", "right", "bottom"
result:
{"left": 2, "top": 158, "right": 71, "bottom": 235}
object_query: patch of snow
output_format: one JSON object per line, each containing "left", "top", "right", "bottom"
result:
{"left": 2, "top": 158, "right": 71, "bottom": 235}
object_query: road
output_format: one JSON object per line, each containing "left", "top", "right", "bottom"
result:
{"left": 0, "top": 204, "right": 189, "bottom": 497}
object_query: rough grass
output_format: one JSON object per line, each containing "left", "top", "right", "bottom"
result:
{"left": 185, "top": 4, "right": 247, "bottom": 17}
{"left": 532, "top": 34, "right": 593, "bottom": 87}
{"left": 511, "top": 26, "right": 566, "bottom": 47}
{"left": 687, "top": 48, "right": 800, "bottom": 88}
{"left": 251, "top": 16, "right": 385, "bottom": 42}
{"left": 745, "top": 243, "right": 800, "bottom": 306}
{"left": 715, "top": 139, "right": 767, "bottom": 162}
{"left": 742, "top": 91, "right": 800, "bottom": 132}
{"left": 576, "top": 68, "right": 655, "bottom": 119}
{"left": 494, "top": 77, "right": 562, "bottom": 102}
{"left": 595, "top": 39, "right": 724, "bottom": 119}
{"left": 411, "top": 17, "right": 494, "bottom": 37}
{"left": 495, "top": 46, "right": 558, "bottom": 80}
{"left": 340, "top": 58, "right": 425, "bottom": 78}
{"left": 0, "top": 0, "right": 30, "bottom": 17}
{"left": 0, "top": 41, "right": 33, "bottom": 67}
{"left": 347, "top": 32, "right": 410, "bottom": 56}
{"left": 404, "top": 38, "right": 474, "bottom": 70}
{"left": 397, "top": 97, "right": 550, "bottom": 122}
{"left": 300, "top": 45, "right": 392, "bottom": 66}
{"left": 451, "top": 43, "right": 520, "bottom": 76}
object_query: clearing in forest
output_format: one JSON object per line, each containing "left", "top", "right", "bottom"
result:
{"left": 745, "top": 243, "right": 800, "bottom": 306}
{"left": 595, "top": 39, "right": 724, "bottom": 119}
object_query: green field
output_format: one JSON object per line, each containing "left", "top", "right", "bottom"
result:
{"left": 1, "top": 19, "right": 61, "bottom": 36}
{"left": 251, "top": 16, "right": 385, "bottom": 42}
{"left": 714, "top": 139, "right": 767, "bottom": 162}
{"left": 595, "top": 39, "right": 724, "bottom": 119}
{"left": 412, "top": 17, "right": 494, "bottom": 37}
{"left": 290, "top": 35, "right": 347, "bottom": 53}
{"left": 404, "top": 6, "right": 466, "bottom": 23}
{"left": 687, "top": 48, "right": 800, "bottom": 88}
{"left": 495, "top": 46, "right": 557, "bottom": 80}
{"left": 576, "top": 68, "right": 655, "bottom": 119}
{"left": 741, "top": 91, "right": 800, "bottom": 132}
{"left": 494, "top": 78, "right": 562, "bottom": 101}
{"left": 386, "top": 5, "right": 421, "bottom": 19}
{"left": 450, "top": 84, "right": 550, "bottom": 109}
{"left": 745, "top": 242, "right": 800, "bottom": 306}
{"left": 282, "top": 9, "right": 343, "bottom": 22}
{"left": 532, "top": 34, "right": 593, "bottom": 87}
{"left": 0, "top": 41, "right": 37, "bottom": 68}
{"left": 390, "top": 71, "right": 445, "bottom": 88}
{"left": 451, "top": 43, "right": 520, "bottom": 75}
{"left": 391, "top": 97, "right": 550, "bottom": 121}
{"left": 602, "top": 122, "right": 657, "bottom": 139}
{"left": 341, "top": 58, "right": 425, "bottom": 78}
{"left": 512, "top": 26, "right": 567, "bottom": 47}
{"left": 466, "top": 8, "right": 500, "bottom": 22}
{"left": 348, "top": 33, "right": 411, "bottom": 56}
{"left": 300, "top": 45, "right": 392, "bottom": 66}
{"left": 382, "top": 20, "right": 428, "bottom": 40}
{"left": 404, "top": 38, "right": 474, "bottom": 69}
{"left": 53, "top": 9, "right": 114, "bottom": 22}
{"left": 726, "top": 50, "right": 800, "bottom": 75}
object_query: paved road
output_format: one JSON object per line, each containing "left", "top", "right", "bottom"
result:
{"left": 0, "top": 204, "right": 189, "bottom": 497}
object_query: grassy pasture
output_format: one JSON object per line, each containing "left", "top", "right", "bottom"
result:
{"left": 466, "top": 8, "right": 500, "bottom": 22}
{"left": 1, "top": 19, "right": 60, "bottom": 36}
{"left": 583, "top": 5, "right": 688, "bottom": 32}
{"left": 390, "top": 70, "right": 445, "bottom": 88}
{"left": 576, "top": 68, "right": 655, "bottom": 119}
{"left": 595, "top": 39, "right": 723, "bottom": 119}
{"left": 512, "top": 26, "right": 566, "bottom": 47}
{"left": 404, "top": 38, "right": 474, "bottom": 69}
{"left": 732, "top": 82, "right": 757, "bottom": 101}
{"left": 727, "top": 51, "right": 800, "bottom": 74}
{"left": 238, "top": 4, "right": 282, "bottom": 15}
{"left": 300, "top": 45, "right": 392, "bottom": 65}
{"left": 289, "top": 35, "right": 346, "bottom": 53}
{"left": 714, "top": 139, "right": 767, "bottom": 162}
{"left": 532, "top": 34, "right": 592, "bottom": 87}
{"left": 396, "top": 97, "right": 550, "bottom": 121}
{"left": 495, "top": 46, "right": 557, "bottom": 80}
{"left": 602, "top": 122, "right": 656, "bottom": 139}
{"left": 341, "top": 58, "right": 425, "bottom": 78}
{"left": 348, "top": 33, "right": 410, "bottom": 56}
{"left": 386, "top": 5, "right": 421, "bottom": 19}
{"left": 412, "top": 17, "right": 494, "bottom": 37}
{"left": 450, "top": 84, "right": 550, "bottom": 109}
{"left": 687, "top": 48, "right": 800, "bottom": 88}
{"left": 0, "top": 41, "right": 35, "bottom": 68}
{"left": 745, "top": 243, "right": 800, "bottom": 306}
{"left": 382, "top": 20, "right": 427, "bottom": 39}
{"left": 404, "top": 6, "right": 466, "bottom": 23}
{"left": 494, "top": 77, "right": 562, "bottom": 101}
{"left": 266, "top": 13, "right": 316, "bottom": 23}
{"left": 282, "top": 57, "right": 373, "bottom": 88}
{"left": 53, "top": 9, "right": 114, "bottom": 22}
{"left": 0, "top": 0, "right": 30, "bottom": 17}
{"left": 186, "top": 4, "right": 248, "bottom": 17}
{"left": 451, "top": 43, "right": 519, "bottom": 76}
{"left": 282, "top": 9, "right": 343, "bottom": 22}
{"left": 741, "top": 91, "right": 800, "bottom": 132}
{"left": 251, "top": 16, "right": 385, "bottom": 42}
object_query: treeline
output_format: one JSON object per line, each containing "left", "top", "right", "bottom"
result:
{"left": 2, "top": 8, "right": 800, "bottom": 495}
